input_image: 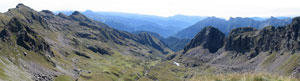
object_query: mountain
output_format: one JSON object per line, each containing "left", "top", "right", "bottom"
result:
{"left": 172, "top": 17, "right": 300, "bottom": 78}
{"left": 133, "top": 31, "right": 191, "bottom": 51}
{"left": 2, "top": 3, "right": 300, "bottom": 81}
{"left": 175, "top": 16, "right": 292, "bottom": 38}
{"left": 0, "top": 4, "right": 174, "bottom": 81}
{"left": 70, "top": 10, "right": 207, "bottom": 37}
{"left": 132, "top": 31, "right": 164, "bottom": 40}
{"left": 250, "top": 17, "right": 269, "bottom": 21}
{"left": 183, "top": 27, "right": 225, "bottom": 53}
{"left": 163, "top": 37, "right": 191, "bottom": 51}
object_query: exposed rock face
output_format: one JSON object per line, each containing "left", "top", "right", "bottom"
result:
{"left": 86, "top": 45, "right": 112, "bottom": 55}
{"left": 183, "top": 26, "right": 225, "bottom": 53}
{"left": 176, "top": 16, "right": 300, "bottom": 77}
{"left": 57, "top": 12, "right": 70, "bottom": 20}
{"left": 41, "top": 10, "right": 54, "bottom": 15}
{"left": 0, "top": 17, "right": 52, "bottom": 55}
{"left": 0, "top": 29, "right": 11, "bottom": 41}
{"left": 70, "top": 11, "right": 93, "bottom": 23}
{"left": 6, "top": 3, "right": 49, "bottom": 28}
{"left": 225, "top": 27, "right": 258, "bottom": 53}
{"left": 225, "top": 17, "right": 300, "bottom": 54}
{"left": 74, "top": 51, "right": 91, "bottom": 59}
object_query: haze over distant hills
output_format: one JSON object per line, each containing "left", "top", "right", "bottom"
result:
{"left": 175, "top": 16, "right": 292, "bottom": 39}
{"left": 57, "top": 10, "right": 293, "bottom": 39}
{"left": 57, "top": 10, "right": 207, "bottom": 37}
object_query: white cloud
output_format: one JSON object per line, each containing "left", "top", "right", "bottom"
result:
{"left": 0, "top": 0, "right": 300, "bottom": 18}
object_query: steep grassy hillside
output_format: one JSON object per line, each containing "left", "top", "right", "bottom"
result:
{"left": 0, "top": 4, "right": 173, "bottom": 81}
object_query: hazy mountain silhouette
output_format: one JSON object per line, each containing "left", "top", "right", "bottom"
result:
{"left": 56, "top": 10, "right": 207, "bottom": 37}
{"left": 175, "top": 16, "right": 292, "bottom": 38}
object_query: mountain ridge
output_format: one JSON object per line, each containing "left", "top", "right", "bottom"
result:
{"left": 173, "top": 17, "right": 300, "bottom": 78}
{"left": 0, "top": 4, "right": 174, "bottom": 81}
{"left": 175, "top": 16, "right": 292, "bottom": 39}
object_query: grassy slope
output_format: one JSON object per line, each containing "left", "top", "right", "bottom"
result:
{"left": 0, "top": 5, "right": 173, "bottom": 81}
{"left": 190, "top": 73, "right": 299, "bottom": 81}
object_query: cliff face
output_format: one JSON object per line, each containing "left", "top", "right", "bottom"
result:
{"left": 176, "top": 17, "right": 300, "bottom": 77}
{"left": 225, "top": 17, "right": 300, "bottom": 55}
{"left": 183, "top": 26, "right": 225, "bottom": 53}
{"left": 1, "top": 17, "right": 52, "bottom": 54}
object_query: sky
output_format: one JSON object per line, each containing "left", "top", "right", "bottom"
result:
{"left": 1, "top": 0, "right": 300, "bottom": 18}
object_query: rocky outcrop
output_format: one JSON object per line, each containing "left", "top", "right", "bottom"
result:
{"left": 74, "top": 51, "right": 90, "bottom": 59}
{"left": 180, "top": 19, "right": 300, "bottom": 56}
{"left": 176, "top": 16, "right": 300, "bottom": 76}
{"left": 57, "top": 12, "right": 70, "bottom": 20}
{"left": 224, "top": 27, "right": 258, "bottom": 53}
{"left": 6, "top": 3, "right": 49, "bottom": 28}
{"left": 224, "top": 17, "right": 300, "bottom": 55}
{"left": 183, "top": 26, "right": 225, "bottom": 53}
{"left": 69, "top": 11, "right": 93, "bottom": 23}
{"left": 0, "top": 17, "right": 53, "bottom": 56}
{"left": 181, "top": 18, "right": 300, "bottom": 55}
{"left": 86, "top": 45, "right": 112, "bottom": 55}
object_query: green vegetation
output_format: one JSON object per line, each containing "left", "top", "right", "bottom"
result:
{"left": 71, "top": 51, "right": 158, "bottom": 81}
{"left": 54, "top": 75, "right": 74, "bottom": 81}
{"left": 144, "top": 61, "right": 189, "bottom": 81}
{"left": 261, "top": 53, "right": 276, "bottom": 67}
{"left": 279, "top": 54, "right": 300, "bottom": 75}
{"left": 189, "top": 73, "right": 300, "bottom": 81}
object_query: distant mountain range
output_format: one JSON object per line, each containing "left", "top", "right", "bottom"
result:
{"left": 56, "top": 11, "right": 293, "bottom": 51}
{"left": 174, "top": 16, "right": 292, "bottom": 38}
{"left": 58, "top": 10, "right": 293, "bottom": 39}
{"left": 57, "top": 10, "right": 207, "bottom": 37}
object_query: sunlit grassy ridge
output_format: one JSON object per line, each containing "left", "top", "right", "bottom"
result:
{"left": 189, "top": 73, "right": 300, "bottom": 81}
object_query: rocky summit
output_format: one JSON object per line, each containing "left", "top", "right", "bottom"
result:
{"left": 173, "top": 16, "right": 300, "bottom": 78}
{"left": 183, "top": 26, "right": 225, "bottom": 53}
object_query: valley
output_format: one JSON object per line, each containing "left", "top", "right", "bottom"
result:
{"left": 0, "top": 3, "right": 299, "bottom": 81}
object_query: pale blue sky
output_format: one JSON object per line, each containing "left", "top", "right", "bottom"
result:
{"left": 1, "top": 0, "right": 300, "bottom": 18}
